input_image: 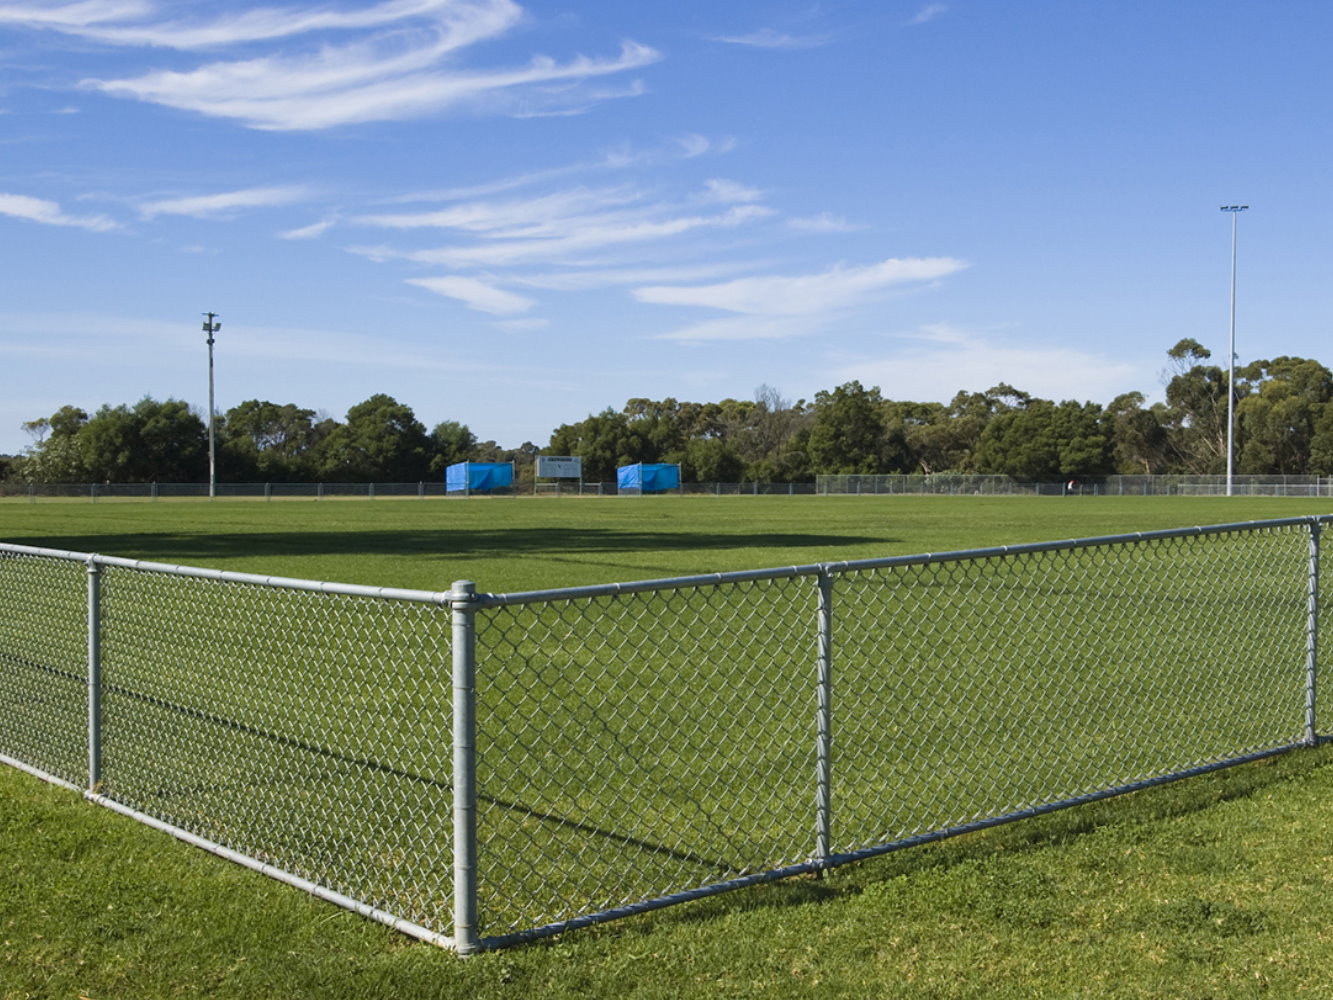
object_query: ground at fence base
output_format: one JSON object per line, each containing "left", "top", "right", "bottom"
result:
{"left": 8, "top": 744, "right": 1333, "bottom": 999}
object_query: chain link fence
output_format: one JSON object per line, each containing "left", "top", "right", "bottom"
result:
{"left": 818, "top": 473, "right": 1333, "bottom": 496}
{"left": 1, "top": 517, "right": 1329, "bottom": 952}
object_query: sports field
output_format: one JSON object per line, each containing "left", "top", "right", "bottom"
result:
{"left": 5, "top": 494, "right": 1333, "bottom": 998}
{"left": 2, "top": 493, "right": 1332, "bottom": 590}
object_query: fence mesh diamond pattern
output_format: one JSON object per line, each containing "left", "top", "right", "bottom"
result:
{"left": 0, "top": 517, "right": 1328, "bottom": 951}
{"left": 97, "top": 566, "right": 456, "bottom": 932}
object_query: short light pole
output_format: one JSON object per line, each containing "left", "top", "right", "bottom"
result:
{"left": 203, "top": 312, "right": 221, "bottom": 498}
{"left": 1220, "top": 205, "right": 1247, "bottom": 497}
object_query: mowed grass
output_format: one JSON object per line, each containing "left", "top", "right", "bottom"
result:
{"left": 2, "top": 493, "right": 1332, "bottom": 592}
{"left": 5, "top": 494, "right": 1333, "bottom": 998}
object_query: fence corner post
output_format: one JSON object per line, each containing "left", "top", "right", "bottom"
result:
{"left": 815, "top": 569, "right": 833, "bottom": 868}
{"left": 1307, "top": 520, "right": 1321, "bottom": 747}
{"left": 86, "top": 558, "right": 102, "bottom": 792}
{"left": 451, "top": 580, "right": 480, "bottom": 955}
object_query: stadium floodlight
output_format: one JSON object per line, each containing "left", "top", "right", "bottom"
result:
{"left": 203, "top": 312, "right": 221, "bottom": 499}
{"left": 1220, "top": 206, "right": 1248, "bottom": 497}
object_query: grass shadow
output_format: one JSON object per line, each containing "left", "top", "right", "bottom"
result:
{"left": 13, "top": 527, "right": 890, "bottom": 565}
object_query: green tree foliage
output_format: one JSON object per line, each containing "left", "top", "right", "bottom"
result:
{"left": 76, "top": 398, "right": 208, "bottom": 482}
{"left": 14, "top": 342, "right": 1333, "bottom": 486}
{"left": 11, "top": 405, "right": 91, "bottom": 482}
{"left": 221, "top": 400, "right": 328, "bottom": 480}
{"left": 1105, "top": 392, "right": 1172, "bottom": 474}
{"left": 427, "top": 420, "right": 479, "bottom": 476}
{"left": 314, "top": 394, "right": 430, "bottom": 482}
{"left": 1162, "top": 338, "right": 1233, "bottom": 473}
{"left": 1235, "top": 357, "right": 1333, "bottom": 474}
{"left": 807, "top": 381, "right": 895, "bottom": 474}
{"left": 975, "top": 398, "right": 1111, "bottom": 480}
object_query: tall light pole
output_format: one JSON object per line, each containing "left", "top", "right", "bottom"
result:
{"left": 203, "top": 312, "right": 221, "bottom": 498}
{"left": 1220, "top": 205, "right": 1247, "bottom": 497}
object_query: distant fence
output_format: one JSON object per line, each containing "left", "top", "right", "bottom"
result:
{"left": 4, "top": 475, "right": 1331, "bottom": 501}
{"left": 3, "top": 517, "right": 1330, "bottom": 953}
{"left": 818, "top": 474, "right": 1333, "bottom": 497}
{"left": 0, "top": 481, "right": 816, "bottom": 501}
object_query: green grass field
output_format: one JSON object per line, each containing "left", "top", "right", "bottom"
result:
{"left": 5, "top": 494, "right": 1333, "bottom": 998}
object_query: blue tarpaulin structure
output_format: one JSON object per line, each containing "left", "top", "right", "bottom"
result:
{"left": 616, "top": 463, "right": 680, "bottom": 493}
{"left": 446, "top": 462, "right": 514, "bottom": 493}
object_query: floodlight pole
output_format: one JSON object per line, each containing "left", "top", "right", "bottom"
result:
{"left": 1221, "top": 206, "right": 1247, "bottom": 497}
{"left": 203, "top": 312, "right": 221, "bottom": 499}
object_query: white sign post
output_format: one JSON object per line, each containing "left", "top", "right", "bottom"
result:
{"left": 536, "top": 456, "right": 583, "bottom": 479}
{"left": 535, "top": 455, "right": 583, "bottom": 494}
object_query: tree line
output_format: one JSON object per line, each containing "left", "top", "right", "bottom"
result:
{"left": 6, "top": 341, "right": 1333, "bottom": 485}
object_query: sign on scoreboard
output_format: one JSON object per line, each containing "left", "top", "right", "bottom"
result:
{"left": 536, "top": 455, "right": 583, "bottom": 479}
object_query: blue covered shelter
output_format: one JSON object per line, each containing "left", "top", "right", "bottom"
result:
{"left": 616, "top": 463, "right": 680, "bottom": 493}
{"left": 446, "top": 462, "right": 514, "bottom": 494}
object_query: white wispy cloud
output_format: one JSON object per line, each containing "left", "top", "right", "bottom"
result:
{"left": 279, "top": 216, "right": 338, "bottom": 240}
{"left": 787, "top": 212, "right": 863, "bottom": 233}
{"left": 405, "top": 275, "right": 534, "bottom": 314}
{"left": 6, "top": 1, "right": 659, "bottom": 129}
{"left": 89, "top": 38, "right": 659, "bottom": 130}
{"left": 139, "top": 185, "right": 310, "bottom": 219}
{"left": 0, "top": 191, "right": 118, "bottom": 231}
{"left": 377, "top": 134, "right": 733, "bottom": 204}
{"left": 0, "top": 1, "right": 151, "bottom": 30}
{"left": 653, "top": 315, "right": 817, "bottom": 342}
{"left": 514, "top": 262, "right": 762, "bottom": 292}
{"left": 709, "top": 27, "right": 830, "bottom": 49}
{"left": 24, "top": 0, "right": 513, "bottom": 49}
{"left": 909, "top": 4, "right": 949, "bottom": 26}
{"left": 702, "top": 178, "right": 763, "bottom": 204}
{"left": 355, "top": 201, "right": 774, "bottom": 269}
{"left": 355, "top": 185, "right": 643, "bottom": 234}
{"left": 635, "top": 257, "right": 968, "bottom": 317}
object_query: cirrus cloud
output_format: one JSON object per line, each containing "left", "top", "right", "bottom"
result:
{"left": 0, "top": 191, "right": 119, "bottom": 231}
{"left": 636, "top": 257, "right": 968, "bottom": 316}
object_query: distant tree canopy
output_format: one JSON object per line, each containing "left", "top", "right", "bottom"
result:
{"left": 10, "top": 341, "right": 1333, "bottom": 484}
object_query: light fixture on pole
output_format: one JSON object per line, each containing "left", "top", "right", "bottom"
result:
{"left": 1220, "top": 206, "right": 1247, "bottom": 497}
{"left": 202, "top": 312, "right": 221, "bottom": 499}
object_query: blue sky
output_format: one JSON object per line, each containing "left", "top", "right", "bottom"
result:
{"left": 2, "top": 0, "right": 1329, "bottom": 457}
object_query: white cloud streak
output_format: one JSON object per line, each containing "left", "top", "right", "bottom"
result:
{"left": 909, "top": 4, "right": 949, "bottom": 26}
{"left": 356, "top": 201, "right": 775, "bottom": 269}
{"left": 88, "top": 38, "right": 659, "bottom": 130}
{"left": 0, "top": 191, "right": 118, "bottom": 231}
{"left": 278, "top": 216, "right": 338, "bottom": 240}
{"left": 787, "top": 212, "right": 862, "bottom": 233}
{"left": 7, "top": 1, "right": 659, "bottom": 129}
{"left": 635, "top": 257, "right": 968, "bottom": 316}
{"left": 139, "top": 185, "right": 310, "bottom": 219}
{"left": 405, "top": 275, "right": 534, "bottom": 314}
{"left": 709, "top": 27, "right": 830, "bottom": 49}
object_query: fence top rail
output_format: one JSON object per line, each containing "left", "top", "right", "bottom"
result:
{"left": 4, "top": 514, "right": 1331, "bottom": 609}
{"left": 0, "top": 541, "right": 454, "bottom": 605}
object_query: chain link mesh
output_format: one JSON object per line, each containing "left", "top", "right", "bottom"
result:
{"left": 475, "top": 577, "right": 815, "bottom": 935}
{"left": 0, "top": 551, "right": 88, "bottom": 785}
{"left": 833, "top": 525, "right": 1310, "bottom": 852}
{"left": 0, "top": 518, "right": 1328, "bottom": 950}
{"left": 96, "top": 566, "right": 454, "bottom": 931}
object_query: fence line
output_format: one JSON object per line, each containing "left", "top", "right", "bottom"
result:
{"left": 7, "top": 474, "right": 1333, "bottom": 501}
{"left": 2, "top": 516, "right": 1331, "bottom": 953}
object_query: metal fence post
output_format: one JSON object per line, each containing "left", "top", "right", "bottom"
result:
{"left": 815, "top": 569, "right": 833, "bottom": 867}
{"left": 1307, "top": 520, "right": 1320, "bottom": 746}
{"left": 451, "top": 580, "right": 480, "bottom": 954}
{"left": 86, "top": 558, "right": 102, "bottom": 791}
